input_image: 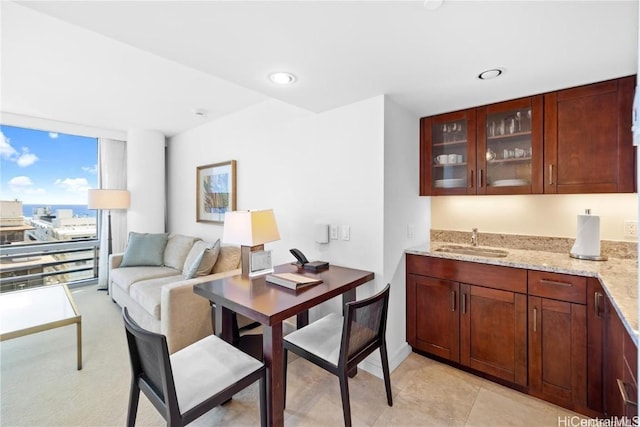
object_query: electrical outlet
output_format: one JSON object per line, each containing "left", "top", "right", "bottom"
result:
{"left": 624, "top": 220, "right": 638, "bottom": 239}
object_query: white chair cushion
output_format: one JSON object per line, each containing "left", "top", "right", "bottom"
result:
{"left": 170, "top": 335, "right": 263, "bottom": 413}
{"left": 283, "top": 312, "right": 343, "bottom": 366}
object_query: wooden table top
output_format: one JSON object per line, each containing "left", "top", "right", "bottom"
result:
{"left": 194, "top": 263, "right": 374, "bottom": 325}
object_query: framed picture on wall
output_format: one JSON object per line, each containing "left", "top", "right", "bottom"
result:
{"left": 196, "top": 160, "right": 237, "bottom": 223}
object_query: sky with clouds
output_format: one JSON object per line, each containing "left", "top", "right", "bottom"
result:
{"left": 1, "top": 125, "right": 98, "bottom": 205}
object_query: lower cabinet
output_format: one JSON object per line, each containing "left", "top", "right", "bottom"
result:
{"left": 407, "top": 255, "right": 527, "bottom": 386}
{"left": 605, "top": 295, "right": 639, "bottom": 420}
{"left": 407, "top": 254, "right": 637, "bottom": 418}
{"left": 528, "top": 271, "right": 588, "bottom": 412}
{"left": 460, "top": 284, "right": 527, "bottom": 386}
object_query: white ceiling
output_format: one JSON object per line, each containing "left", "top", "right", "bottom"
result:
{"left": 2, "top": 1, "right": 638, "bottom": 137}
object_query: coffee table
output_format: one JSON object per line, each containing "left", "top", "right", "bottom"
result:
{"left": 0, "top": 284, "right": 82, "bottom": 370}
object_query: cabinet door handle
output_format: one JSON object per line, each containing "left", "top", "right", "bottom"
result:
{"left": 462, "top": 293, "right": 467, "bottom": 314}
{"left": 548, "top": 164, "right": 554, "bottom": 185}
{"left": 540, "top": 279, "right": 572, "bottom": 287}
{"left": 594, "top": 292, "right": 603, "bottom": 318}
{"left": 617, "top": 379, "right": 638, "bottom": 407}
{"left": 533, "top": 307, "right": 537, "bottom": 332}
{"left": 469, "top": 170, "right": 474, "bottom": 188}
{"left": 478, "top": 169, "right": 483, "bottom": 188}
{"left": 450, "top": 290, "right": 456, "bottom": 312}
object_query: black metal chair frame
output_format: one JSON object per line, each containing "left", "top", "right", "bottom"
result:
{"left": 283, "top": 283, "right": 393, "bottom": 427}
{"left": 122, "top": 307, "right": 266, "bottom": 427}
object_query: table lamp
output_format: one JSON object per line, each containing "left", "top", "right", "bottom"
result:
{"left": 222, "top": 209, "right": 280, "bottom": 276}
{"left": 88, "top": 189, "right": 130, "bottom": 256}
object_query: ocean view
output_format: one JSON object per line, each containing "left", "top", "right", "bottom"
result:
{"left": 22, "top": 204, "right": 96, "bottom": 218}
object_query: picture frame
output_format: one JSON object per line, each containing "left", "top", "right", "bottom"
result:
{"left": 249, "top": 249, "right": 274, "bottom": 277}
{"left": 196, "top": 160, "right": 237, "bottom": 223}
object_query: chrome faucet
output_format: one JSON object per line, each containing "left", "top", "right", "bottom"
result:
{"left": 471, "top": 228, "right": 478, "bottom": 247}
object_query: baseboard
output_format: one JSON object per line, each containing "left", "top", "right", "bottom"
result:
{"left": 358, "top": 341, "right": 412, "bottom": 379}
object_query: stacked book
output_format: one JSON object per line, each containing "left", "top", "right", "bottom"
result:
{"left": 265, "top": 273, "right": 322, "bottom": 290}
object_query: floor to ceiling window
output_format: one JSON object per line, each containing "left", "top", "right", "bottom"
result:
{"left": 0, "top": 125, "right": 99, "bottom": 292}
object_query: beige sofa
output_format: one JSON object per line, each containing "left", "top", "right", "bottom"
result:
{"left": 109, "top": 233, "right": 242, "bottom": 353}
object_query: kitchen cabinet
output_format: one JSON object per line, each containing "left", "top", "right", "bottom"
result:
{"left": 528, "top": 271, "right": 588, "bottom": 412}
{"left": 420, "top": 109, "right": 476, "bottom": 195}
{"left": 477, "top": 96, "right": 544, "bottom": 195}
{"left": 419, "top": 96, "right": 543, "bottom": 196}
{"left": 587, "top": 278, "right": 605, "bottom": 413}
{"left": 604, "top": 296, "right": 638, "bottom": 419}
{"left": 419, "top": 75, "right": 635, "bottom": 196}
{"left": 408, "top": 275, "right": 460, "bottom": 361}
{"left": 406, "top": 255, "right": 527, "bottom": 386}
{"left": 543, "top": 76, "right": 635, "bottom": 194}
{"left": 407, "top": 253, "right": 636, "bottom": 418}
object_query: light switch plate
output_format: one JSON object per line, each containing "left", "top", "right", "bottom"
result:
{"left": 330, "top": 224, "right": 339, "bottom": 240}
{"left": 341, "top": 225, "right": 350, "bottom": 241}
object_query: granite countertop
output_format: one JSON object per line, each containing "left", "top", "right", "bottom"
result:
{"left": 407, "top": 241, "right": 639, "bottom": 344}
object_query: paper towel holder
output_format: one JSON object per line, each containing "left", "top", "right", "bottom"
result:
{"left": 569, "top": 208, "right": 608, "bottom": 261}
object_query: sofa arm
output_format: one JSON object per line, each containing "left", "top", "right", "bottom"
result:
{"left": 161, "top": 268, "right": 241, "bottom": 353}
{"left": 109, "top": 253, "right": 124, "bottom": 270}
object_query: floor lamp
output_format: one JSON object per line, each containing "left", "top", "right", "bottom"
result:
{"left": 88, "top": 189, "right": 130, "bottom": 291}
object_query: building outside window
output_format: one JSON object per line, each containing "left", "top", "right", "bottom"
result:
{"left": 0, "top": 125, "right": 99, "bottom": 292}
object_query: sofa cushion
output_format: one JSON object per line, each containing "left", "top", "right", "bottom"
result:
{"left": 183, "top": 239, "right": 221, "bottom": 279}
{"left": 211, "top": 246, "right": 241, "bottom": 274}
{"left": 111, "top": 266, "right": 181, "bottom": 294}
{"left": 164, "top": 234, "right": 200, "bottom": 270}
{"left": 120, "top": 232, "right": 169, "bottom": 267}
{"left": 129, "top": 276, "right": 185, "bottom": 320}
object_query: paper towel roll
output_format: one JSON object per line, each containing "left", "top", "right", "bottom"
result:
{"left": 570, "top": 213, "right": 601, "bottom": 257}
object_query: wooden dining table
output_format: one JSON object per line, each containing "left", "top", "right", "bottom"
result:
{"left": 193, "top": 263, "right": 374, "bottom": 427}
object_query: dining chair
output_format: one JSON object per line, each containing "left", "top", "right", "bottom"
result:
{"left": 122, "top": 307, "right": 266, "bottom": 427}
{"left": 283, "top": 283, "right": 392, "bottom": 427}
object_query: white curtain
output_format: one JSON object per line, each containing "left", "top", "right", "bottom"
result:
{"left": 97, "top": 138, "right": 127, "bottom": 290}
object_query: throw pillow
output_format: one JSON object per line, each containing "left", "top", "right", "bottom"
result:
{"left": 183, "top": 239, "right": 221, "bottom": 279}
{"left": 120, "top": 232, "right": 169, "bottom": 267}
{"left": 164, "top": 234, "right": 200, "bottom": 270}
{"left": 211, "top": 246, "right": 241, "bottom": 274}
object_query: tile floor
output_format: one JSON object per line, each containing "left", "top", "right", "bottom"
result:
{"left": 200, "top": 351, "right": 588, "bottom": 426}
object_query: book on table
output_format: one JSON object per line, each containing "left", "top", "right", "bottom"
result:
{"left": 265, "top": 272, "right": 323, "bottom": 290}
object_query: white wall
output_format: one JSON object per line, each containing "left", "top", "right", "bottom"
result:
{"left": 167, "top": 96, "right": 393, "bottom": 342}
{"left": 359, "top": 96, "right": 429, "bottom": 375}
{"left": 127, "top": 129, "right": 166, "bottom": 233}
{"left": 432, "top": 193, "right": 637, "bottom": 241}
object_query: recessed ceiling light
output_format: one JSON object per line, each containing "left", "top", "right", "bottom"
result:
{"left": 269, "top": 72, "right": 297, "bottom": 85}
{"left": 478, "top": 69, "right": 503, "bottom": 80}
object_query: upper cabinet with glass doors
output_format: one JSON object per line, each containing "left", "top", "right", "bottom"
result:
{"left": 420, "top": 109, "right": 476, "bottom": 195}
{"left": 477, "top": 96, "right": 543, "bottom": 195}
{"left": 419, "top": 75, "right": 635, "bottom": 196}
{"left": 420, "top": 97, "right": 542, "bottom": 196}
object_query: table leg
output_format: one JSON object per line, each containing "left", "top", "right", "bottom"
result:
{"left": 342, "top": 288, "right": 356, "bottom": 316}
{"left": 215, "top": 306, "right": 236, "bottom": 343}
{"left": 263, "top": 323, "right": 284, "bottom": 427}
{"left": 296, "top": 310, "right": 309, "bottom": 329}
{"left": 76, "top": 318, "right": 82, "bottom": 370}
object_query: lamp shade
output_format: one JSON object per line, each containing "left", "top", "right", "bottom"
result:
{"left": 222, "top": 209, "right": 280, "bottom": 246}
{"left": 87, "top": 189, "right": 130, "bottom": 210}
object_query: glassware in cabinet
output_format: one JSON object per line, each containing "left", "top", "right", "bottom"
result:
{"left": 420, "top": 109, "right": 476, "bottom": 195}
{"left": 477, "top": 96, "right": 543, "bottom": 194}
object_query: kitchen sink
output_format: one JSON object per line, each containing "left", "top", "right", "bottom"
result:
{"left": 434, "top": 244, "right": 509, "bottom": 258}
